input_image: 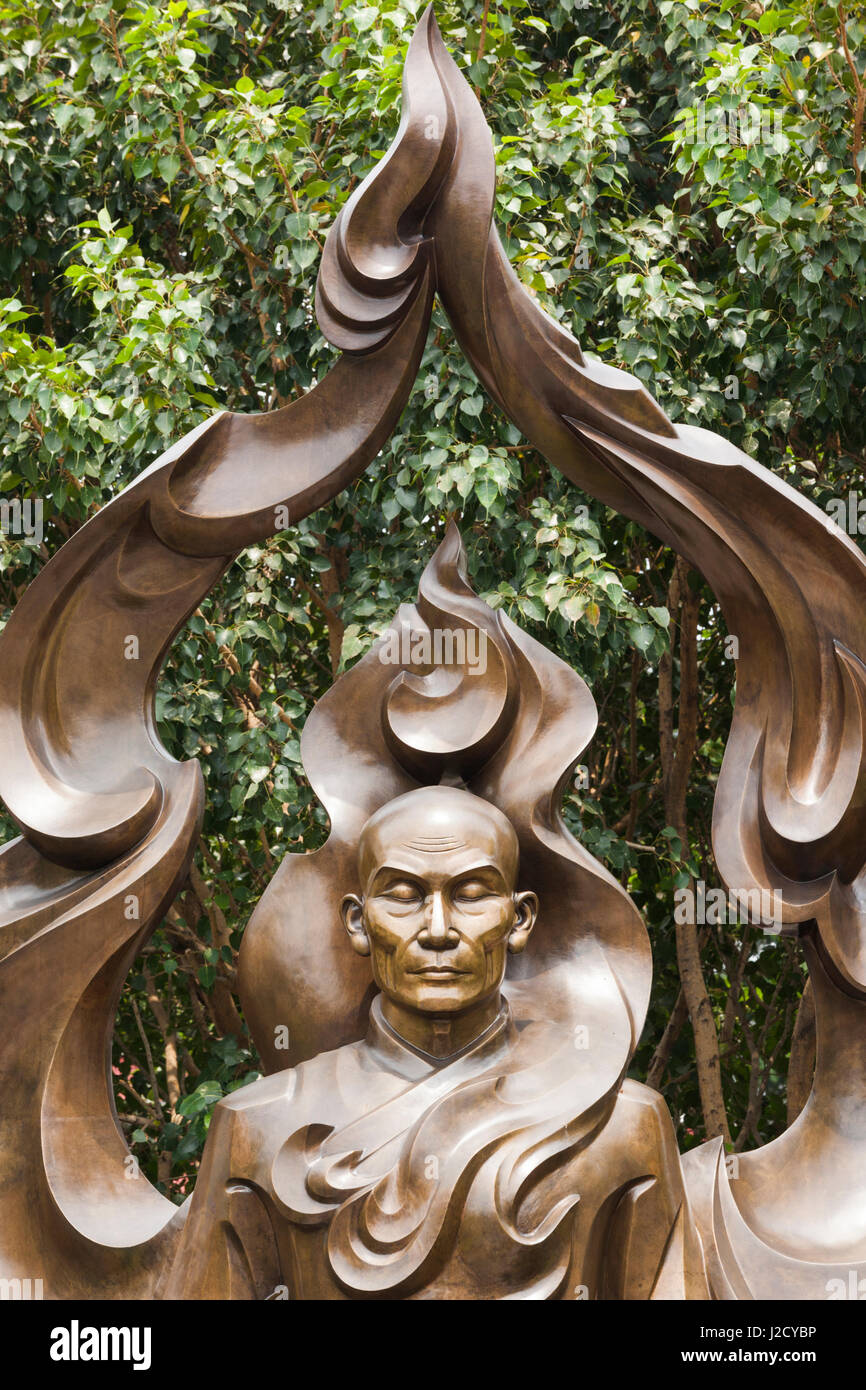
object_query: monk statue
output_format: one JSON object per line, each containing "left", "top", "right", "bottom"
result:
{"left": 3, "top": 12, "right": 860, "bottom": 1304}
{"left": 163, "top": 529, "right": 706, "bottom": 1301}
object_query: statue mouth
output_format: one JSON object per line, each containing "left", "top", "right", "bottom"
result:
{"left": 410, "top": 965, "right": 468, "bottom": 976}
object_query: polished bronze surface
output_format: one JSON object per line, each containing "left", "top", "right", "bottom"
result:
{"left": 0, "top": 50, "right": 432, "bottom": 1292}
{"left": 0, "top": 6, "right": 863, "bottom": 1299}
{"left": 164, "top": 529, "right": 706, "bottom": 1300}
{"left": 683, "top": 932, "right": 866, "bottom": 1298}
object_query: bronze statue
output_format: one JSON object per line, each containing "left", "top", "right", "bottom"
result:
{"left": 683, "top": 933, "right": 866, "bottom": 1299}
{"left": 163, "top": 532, "right": 706, "bottom": 1300}
{"left": 0, "top": 6, "right": 863, "bottom": 1300}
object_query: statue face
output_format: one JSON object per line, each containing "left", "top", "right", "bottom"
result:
{"left": 341, "top": 786, "right": 537, "bottom": 1018}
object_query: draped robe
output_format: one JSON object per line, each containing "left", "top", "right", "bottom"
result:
{"left": 164, "top": 997, "right": 707, "bottom": 1300}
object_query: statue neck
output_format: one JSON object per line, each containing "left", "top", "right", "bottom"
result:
{"left": 380, "top": 993, "right": 504, "bottom": 1061}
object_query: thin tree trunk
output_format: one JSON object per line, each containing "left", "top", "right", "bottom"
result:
{"left": 646, "top": 987, "right": 689, "bottom": 1091}
{"left": 660, "top": 557, "right": 731, "bottom": 1144}
{"left": 141, "top": 967, "right": 182, "bottom": 1127}
{"left": 787, "top": 976, "right": 816, "bottom": 1123}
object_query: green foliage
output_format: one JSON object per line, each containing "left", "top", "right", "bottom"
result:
{"left": 1, "top": 0, "right": 863, "bottom": 1190}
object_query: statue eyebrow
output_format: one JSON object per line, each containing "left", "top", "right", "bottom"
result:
{"left": 372, "top": 858, "right": 504, "bottom": 882}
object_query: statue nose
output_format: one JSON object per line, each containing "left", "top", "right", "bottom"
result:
{"left": 424, "top": 892, "right": 454, "bottom": 946}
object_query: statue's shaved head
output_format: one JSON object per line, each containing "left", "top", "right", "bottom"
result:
{"left": 358, "top": 784, "right": 519, "bottom": 889}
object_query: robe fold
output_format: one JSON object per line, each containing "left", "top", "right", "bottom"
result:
{"left": 163, "top": 997, "right": 708, "bottom": 1300}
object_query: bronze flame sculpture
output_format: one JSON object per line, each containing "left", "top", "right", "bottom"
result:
{"left": 0, "top": 8, "right": 863, "bottom": 1299}
{"left": 164, "top": 526, "right": 706, "bottom": 1300}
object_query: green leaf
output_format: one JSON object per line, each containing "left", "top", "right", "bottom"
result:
{"left": 158, "top": 154, "right": 181, "bottom": 186}
{"left": 647, "top": 606, "right": 670, "bottom": 628}
{"left": 562, "top": 594, "right": 587, "bottom": 623}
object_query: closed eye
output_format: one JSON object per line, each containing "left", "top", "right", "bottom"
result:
{"left": 381, "top": 882, "right": 423, "bottom": 904}
{"left": 453, "top": 880, "right": 496, "bottom": 902}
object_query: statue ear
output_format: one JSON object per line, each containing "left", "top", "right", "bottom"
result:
{"left": 341, "top": 893, "right": 371, "bottom": 956}
{"left": 508, "top": 891, "right": 538, "bottom": 955}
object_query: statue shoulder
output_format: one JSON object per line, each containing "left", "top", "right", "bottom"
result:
{"left": 213, "top": 1039, "right": 362, "bottom": 1126}
{"left": 611, "top": 1077, "right": 680, "bottom": 1154}
{"left": 215, "top": 1067, "right": 299, "bottom": 1118}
